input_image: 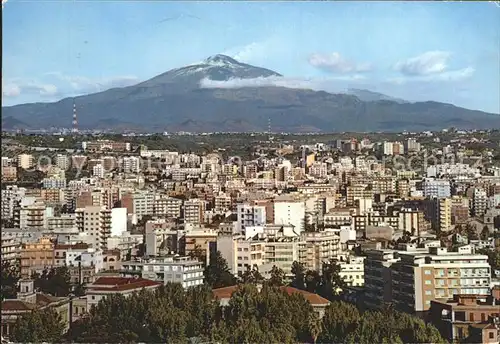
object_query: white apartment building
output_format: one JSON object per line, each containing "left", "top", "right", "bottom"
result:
{"left": 13, "top": 199, "right": 53, "bottom": 228}
{"left": 472, "top": 188, "right": 488, "bottom": 217}
{"left": 338, "top": 256, "right": 365, "bottom": 287}
{"left": 1, "top": 186, "right": 26, "bottom": 220}
{"left": 423, "top": 178, "right": 451, "bottom": 198}
{"left": 47, "top": 214, "right": 76, "bottom": 230}
{"left": 55, "top": 154, "right": 70, "bottom": 170}
{"left": 54, "top": 243, "right": 104, "bottom": 274}
{"left": 274, "top": 196, "right": 305, "bottom": 233}
{"left": 92, "top": 164, "right": 105, "bottom": 178}
{"left": 153, "top": 196, "right": 182, "bottom": 218}
{"left": 42, "top": 177, "right": 67, "bottom": 189}
{"left": 214, "top": 194, "right": 232, "bottom": 213}
{"left": 122, "top": 156, "right": 141, "bottom": 173}
{"left": 17, "top": 154, "right": 34, "bottom": 169}
{"left": 120, "top": 256, "right": 204, "bottom": 288}
{"left": 236, "top": 202, "right": 267, "bottom": 233}
{"left": 75, "top": 206, "right": 112, "bottom": 250}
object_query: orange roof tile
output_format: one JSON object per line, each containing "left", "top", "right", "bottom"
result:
{"left": 212, "top": 285, "right": 330, "bottom": 306}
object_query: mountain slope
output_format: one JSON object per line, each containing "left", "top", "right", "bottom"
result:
{"left": 3, "top": 54, "right": 499, "bottom": 132}
{"left": 346, "top": 88, "right": 408, "bottom": 104}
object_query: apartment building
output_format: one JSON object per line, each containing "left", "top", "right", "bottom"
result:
{"left": 19, "top": 237, "right": 55, "bottom": 277}
{"left": 473, "top": 188, "right": 488, "bottom": 217}
{"left": 184, "top": 199, "right": 206, "bottom": 225}
{"left": 13, "top": 199, "right": 53, "bottom": 228}
{"left": 302, "top": 231, "right": 340, "bottom": 272}
{"left": 122, "top": 156, "right": 141, "bottom": 173}
{"left": 153, "top": 196, "right": 182, "bottom": 218}
{"left": 47, "top": 214, "right": 76, "bottom": 230}
{"left": 54, "top": 242, "right": 104, "bottom": 273}
{"left": 214, "top": 193, "right": 232, "bottom": 213}
{"left": 324, "top": 208, "right": 353, "bottom": 227}
{"left": 236, "top": 202, "right": 267, "bottom": 233}
{"left": 429, "top": 290, "right": 500, "bottom": 343}
{"left": 120, "top": 256, "right": 204, "bottom": 288}
{"left": 1, "top": 236, "right": 20, "bottom": 264}
{"left": 75, "top": 206, "right": 112, "bottom": 250}
{"left": 184, "top": 228, "right": 218, "bottom": 258}
{"left": 145, "top": 220, "right": 180, "bottom": 256}
{"left": 274, "top": 195, "right": 305, "bottom": 233}
{"left": 17, "top": 154, "right": 34, "bottom": 169}
{"left": 423, "top": 178, "right": 451, "bottom": 198}
{"left": 1, "top": 186, "right": 26, "bottom": 220}
{"left": 364, "top": 249, "right": 401, "bottom": 310}
{"left": 339, "top": 256, "right": 365, "bottom": 287}
{"left": 392, "top": 245, "right": 491, "bottom": 314}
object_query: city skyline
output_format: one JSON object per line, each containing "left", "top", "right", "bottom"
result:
{"left": 2, "top": 1, "right": 500, "bottom": 114}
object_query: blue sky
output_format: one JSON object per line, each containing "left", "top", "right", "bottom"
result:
{"left": 2, "top": 0, "right": 500, "bottom": 113}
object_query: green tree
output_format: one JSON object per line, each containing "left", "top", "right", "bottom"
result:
{"left": 290, "top": 261, "right": 306, "bottom": 290}
{"left": 268, "top": 265, "right": 285, "bottom": 286}
{"left": 240, "top": 265, "right": 264, "bottom": 284}
{"left": 204, "top": 251, "right": 236, "bottom": 288}
{"left": 10, "top": 308, "right": 65, "bottom": 343}
{"left": 481, "top": 226, "right": 490, "bottom": 240}
{"left": 318, "top": 259, "right": 347, "bottom": 299}
{"left": 33, "top": 266, "right": 72, "bottom": 297}
{"left": 304, "top": 270, "right": 321, "bottom": 293}
{"left": 319, "top": 301, "right": 360, "bottom": 343}
{"left": 1, "top": 260, "right": 20, "bottom": 300}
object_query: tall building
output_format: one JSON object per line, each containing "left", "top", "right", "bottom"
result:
{"left": 236, "top": 202, "right": 267, "bottom": 233}
{"left": 392, "top": 245, "right": 491, "bottom": 315}
{"left": 55, "top": 154, "right": 70, "bottom": 170}
{"left": 423, "top": 178, "right": 451, "bottom": 198}
{"left": 274, "top": 195, "right": 305, "bottom": 233}
{"left": 17, "top": 154, "right": 34, "bottom": 169}
{"left": 184, "top": 199, "right": 206, "bottom": 225}
{"left": 472, "top": 188, "right": 488, "bottom": 217}
{"left": 75, "top": 206, "right": 112, "bottom": 250}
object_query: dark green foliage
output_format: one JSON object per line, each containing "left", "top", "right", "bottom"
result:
{"left": 319, "top": 303, "right": 447, "bottom": 344}
{"left": 267, "top": 265, "right": 286, "bottom": 286}
{"left": 1, "top": 260, "right": 20, "bottom": 300}
{"left": 203, "top": 251, "right": 236, "bottom": 288}
{"left": 67, "top": 282, "right": 447, "bottom": 344}
{"left": 290, "top": 259, "right": 347, "bottom": 300}
{"left": 10, "top": 308, "right": 65, "bottom": 343}
{"left": 33, "top": 266, "right": 72, "bottom": 297}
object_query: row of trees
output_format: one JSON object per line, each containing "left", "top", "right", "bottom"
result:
{"left": 9, "top": 283, "right": 446, "bottom": 343}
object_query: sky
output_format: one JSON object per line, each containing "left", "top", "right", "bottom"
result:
{"left": 2, "top": 0, "right": 500, "bottom": 114}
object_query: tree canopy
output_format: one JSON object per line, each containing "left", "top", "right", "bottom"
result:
{"left": 203, "top": 251, "right": 236, "bottom": 289}
{"left": 33, "top": 266, "right": 72, "bottom": 297}
{"left": 10, "top": 308, "right": 65, "bottom": 343}
{"left": 1, "top": 260, "right": 20, "bottom": 300}
{"left": 65, "top": 282, "right": 447, "bottom": 344}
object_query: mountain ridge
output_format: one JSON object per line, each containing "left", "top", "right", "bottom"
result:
{"left": 3, "top": 54, "right": 499, "bottom": 132}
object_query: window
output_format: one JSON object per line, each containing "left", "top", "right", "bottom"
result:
{"left": 490, "top": 332, "right": 495, "bottom": 339}
{"left": 425, "top": 290, "right": 432, "bottom": 296}
{"left": 424, "top": 270, "right": 431, "bottom": 275}
{"left": 470, "top": 313, "right": 474, "bottom": 321}
{"left": 425, "top": 280, "right": 432, "bottom": 285}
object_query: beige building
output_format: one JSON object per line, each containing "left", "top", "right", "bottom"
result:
{"left": 392, "top": 245, "right": 491, "bottom": 314}
{"left": 302, "top": 231, "right": 340, "bottom": 272}
{"left": 17, "top": 154, "right": 34, "bottom": 169}
{"left": 183, "top": 199, "right": 206, "bottom": 225}
{"left": 75, "top": 206, "right": 112, "bottom": 250}
{"left": 19, "top": 237, "right": 55, "bottom": 277}
{"left": 1, "top": 236, "right": 20, "bottom": 264}
{"left": 1, "top": 280, "right": 71, "bottom": 339}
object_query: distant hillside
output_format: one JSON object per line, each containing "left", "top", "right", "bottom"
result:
{"left": 3, "top": 54, "right": 499, "bottom": 132}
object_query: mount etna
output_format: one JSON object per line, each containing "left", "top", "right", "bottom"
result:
{"left": 3, "top": 54, "right": 499, "bottom": 132}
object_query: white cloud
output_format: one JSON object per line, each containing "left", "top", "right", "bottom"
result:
{"left": 199, "top": 75, "right": 366, "bottom": 91}
{"left": 389, "top": 66, "right": 475, "bottom": 85}
{"left": 2, "top": 0, "right": 7, "bottom": 9}
{"left": 308, "top": 52, "right": 372, "bottom": 74}
{"left": 394, "top": 51, "right": 451, "bottom": 76}
{"left": 2, "top": 80, "right": 58, "bottom": 98}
